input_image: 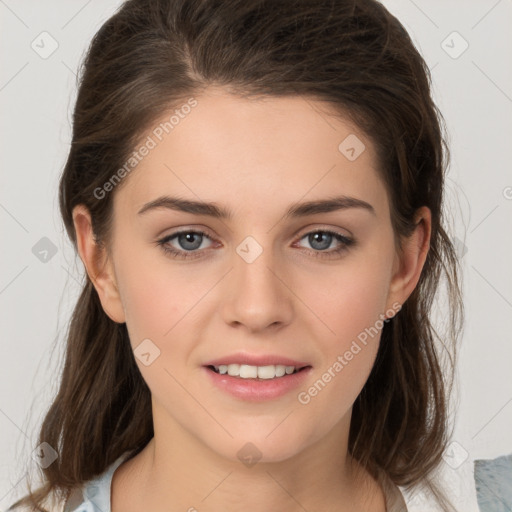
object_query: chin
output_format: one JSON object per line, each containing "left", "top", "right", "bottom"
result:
{"left": 207, "top": 429, "right": 310, "bottom": 466}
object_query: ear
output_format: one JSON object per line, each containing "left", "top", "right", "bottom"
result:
{"left": 385, "top": 206, "right": 432, "bottom": 314}
{"left": 72, "top": 204, "right": 126, "bottom": 324}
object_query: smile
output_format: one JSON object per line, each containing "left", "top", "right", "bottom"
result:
{"left": 203, "top": 365, "right": 312, "bottom": 401}
{"left": 209, "top": 363, "right": 303, "bottom": 379}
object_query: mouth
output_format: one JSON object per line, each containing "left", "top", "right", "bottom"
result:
{"left": 205, "top": 363, "right": 311, "bottom": 380}
{"left": 203, "top": 362, "right": 313, "bottom": 401}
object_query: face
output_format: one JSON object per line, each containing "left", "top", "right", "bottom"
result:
{"left": 76, "top": 87, "right": 426, "bottom": 465}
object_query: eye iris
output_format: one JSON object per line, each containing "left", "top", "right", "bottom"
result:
{"left": 309, "top": 232, "right": 332, "bottom": 251}
{"left": 178, "top": 232, "right": 203, "bottom": 250}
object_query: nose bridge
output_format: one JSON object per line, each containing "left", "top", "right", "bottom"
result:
{"left": 222, "top": 233, "right": 293, "bottom": 329}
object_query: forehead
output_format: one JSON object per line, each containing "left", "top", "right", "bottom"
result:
{"left": 114, "top": 89, "right": 388, "bottom": 219}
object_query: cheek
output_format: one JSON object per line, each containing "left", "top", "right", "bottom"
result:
{"left": 294, "top": 251, "right": 392, "bottom": 411}
{"left": 307, "top": 255, "right": 392, "bottom": 347}
{"left": 114, "top": 250, "right": 190, "bottom": 353}
{"left": 296, "top": 279, "right": 386, "bottom": 428}
{"left": 116, "top": 262, "right": 200, "bottom": 404}
{"left": 120, "top": 275, "right": 173, "bottom": 343}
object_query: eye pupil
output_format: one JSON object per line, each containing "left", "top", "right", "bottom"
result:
{"left": 309, "top": 231, "right": 332, "bottom": 251}
{"left": 179, "top": 232, "right": 203, "bottom": 250}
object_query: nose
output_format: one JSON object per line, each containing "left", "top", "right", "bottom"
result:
{"left": 220, "top": 236, "right": 294, "bottom": 333}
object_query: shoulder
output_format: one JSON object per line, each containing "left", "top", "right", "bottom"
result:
{"left": 5, "top": 490, "right": 86, "bottom": 512}
{"left": 5, "top": 484, "right": 104, "bottom": 512}
{"left": 376, "top": 469, "right": 409, "bottom": 512}
{"left": 6, "top": 454, "right": 131, "bottom": 512}
{"left": 63, "top": 486, "right": 87, "bottom": 512}
{"left": 62, "top": 476, "right": 110, "bottom": 512}
{"left": 63, "top": 479, "right": 110, "bottom": 512}
{"left": 64, "top": 452, "right": 131, "bottom": 512}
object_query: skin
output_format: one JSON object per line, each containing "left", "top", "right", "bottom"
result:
{"left": 73, "top": 86, "right": 431, "bottom": 512}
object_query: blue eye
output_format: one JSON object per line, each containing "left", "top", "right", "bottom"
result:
{"left": 297, "top": 230, "right": 354, "bottom": 256}
{"left": 157, "top": 230, "right": 212, "bottom": 260}
{"left": 156, "top": 229, "right": 355, "bottom": 260}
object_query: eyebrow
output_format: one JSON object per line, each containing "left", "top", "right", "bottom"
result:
{"left": 137, "top": 195, "right": 376, "bottom": 219}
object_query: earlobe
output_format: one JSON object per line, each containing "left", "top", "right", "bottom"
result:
{"left": 386, "top": 206, "right": 432, "bottom": 311}
{"left": 72, "top": 204, "right": 126, "bottom": 324}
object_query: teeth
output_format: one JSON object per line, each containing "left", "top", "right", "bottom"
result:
{"left": 214, "top": 364, "right": 299, "bottom": 379}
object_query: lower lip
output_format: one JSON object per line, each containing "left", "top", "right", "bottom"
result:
{"left": 203, "top": 366, "right": 312, "bottom": 401}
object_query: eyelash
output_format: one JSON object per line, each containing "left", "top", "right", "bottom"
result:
{"left": 156, "top": 228, "right": 355, "bottom": 260}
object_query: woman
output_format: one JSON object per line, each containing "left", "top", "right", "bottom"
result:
{"left": 8, "top": 0, "right": 463, "bottom": 510}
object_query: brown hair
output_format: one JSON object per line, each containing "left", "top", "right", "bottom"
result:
{"left": 9, "top": 0, "right": 463, "bottom": 510}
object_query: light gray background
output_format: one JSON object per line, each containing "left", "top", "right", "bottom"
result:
{"left": 1, "top": 1, "right": 511, "bottom": 510}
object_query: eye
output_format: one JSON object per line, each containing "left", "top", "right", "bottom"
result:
{"left": 156, "top": 229, "right": 214, "bottom": 260}
{"left": 294, "top": 229, "right": 355, "bottom": 258}
{"left": 156, "top": 228, "right": 355, "bottom": 260}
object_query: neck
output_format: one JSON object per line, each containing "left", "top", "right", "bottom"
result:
{"left": 111, "top": 403, "right": 385, "bottom": 512}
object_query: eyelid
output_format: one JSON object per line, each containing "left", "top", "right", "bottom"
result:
{"left": 159, "top": 228, "right": 217, "bottom": 248}
{"left": 294, "top": 224, "right": 353, "bottom": 240}
{"left": 156, "top": 224, "right": 216, "bottom": 238}
{"left": 292, "top": 228, "right": 355, "bottom": 252}
{"left": 158, "top": 224, "right": 353, "bottom": 245}
{"left": 156, "top": 225, "right": 355, "bottom": 261}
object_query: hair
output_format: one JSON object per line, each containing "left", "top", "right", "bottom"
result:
{"left": 9, "top": 0, "right": 464, "bottom": 510}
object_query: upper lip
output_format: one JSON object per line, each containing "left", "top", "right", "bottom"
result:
{"left": 203, "top": 353, "right": 311, "bottom": 368}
